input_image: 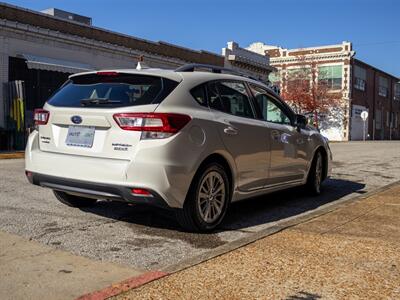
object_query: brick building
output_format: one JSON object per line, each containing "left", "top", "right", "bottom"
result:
{"left": 0, "top": 3, "right": 273, "bottom": 151}
{"left": 351, "top": 59, "right": 400, "bottom": 140}
{"left": 247, "top": 41, "right": 400, "bottom": 141}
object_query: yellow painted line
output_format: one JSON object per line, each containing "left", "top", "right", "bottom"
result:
{"left": 0, "top": 152, "right": 25, "bottom": 159}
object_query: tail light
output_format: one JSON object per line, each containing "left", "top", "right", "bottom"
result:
{"left": 113, "top": 113, "right": 191, "bottom": 139}
{"left": 34, "top": 109, "right": 50, "bottom": 125}
{"left": 131, "top": 188, "right": 153, "bottom": 197}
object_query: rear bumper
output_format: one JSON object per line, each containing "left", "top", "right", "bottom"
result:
{"left": 25, "top": 130, "right": 200, "bottom": 208}
{"left": 26, "top": 171, "right": 171, "bottom": 209}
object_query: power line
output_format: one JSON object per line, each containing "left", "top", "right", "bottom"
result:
{"left": 354, "top": 41, "right": 400, "bottom": 47}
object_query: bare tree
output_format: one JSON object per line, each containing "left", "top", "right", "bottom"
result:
{"left": 280, "top": 55, "right": 343, "bottom": 128}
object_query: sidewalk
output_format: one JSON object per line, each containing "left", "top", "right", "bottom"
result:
{"left": 0, "top": 231, "right": 146, "bottom": 300}
{"left": 116, "top": 184, "right": 400, "bottom": 299}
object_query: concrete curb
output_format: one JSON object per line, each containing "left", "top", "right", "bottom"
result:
{"left": 75, "top": 271, "right": 168, "bottom": 300}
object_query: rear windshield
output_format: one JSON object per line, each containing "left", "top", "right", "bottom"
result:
{"left": 47, "top": 74, "right": 179, "bottom": 108}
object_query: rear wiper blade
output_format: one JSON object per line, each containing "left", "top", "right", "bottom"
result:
{"left": 80, "top": 98, "right": 122, "bottom": 106}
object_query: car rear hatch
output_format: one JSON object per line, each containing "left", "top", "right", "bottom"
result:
{"left": 36, "top": 71, "right": 180, "bottom": 161}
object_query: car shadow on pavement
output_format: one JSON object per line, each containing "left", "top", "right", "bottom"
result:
{"left": 221, "top": 178, "right": 365, "bottom": 231}
{"left": 79, "top": 178, "right": 365, "bottom": 238}
{"left": 80, "top": 202, "right": 228, "bottom": 249}
{"left": 285, "top": 291, "right": 322, "bottom": 300}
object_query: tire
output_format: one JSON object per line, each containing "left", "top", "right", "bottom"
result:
{"left": 53, "top": 190, "right": 97, "bottom": 207}
{"left": 175, "top": 163, "right": 230, "bottom": 232}
{"left": 306, "top": 151, "right": 324, "bottom": 195}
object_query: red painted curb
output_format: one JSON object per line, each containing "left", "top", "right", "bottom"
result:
{"left": 76, "top": 271, "right": 169, "bottom": 300}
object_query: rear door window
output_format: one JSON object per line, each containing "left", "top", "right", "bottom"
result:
{"left": 47, "top": 74, "right": 179, "bottom": 108}
{"left": 207, "top": 81, "right": 255, "bottom": 118}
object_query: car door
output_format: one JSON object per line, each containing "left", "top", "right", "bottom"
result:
{"left": 249, "top": 84, "right": 308, "bottom": 186}
{"left": 207, "top": 80, "right": 270, "bottom": 192}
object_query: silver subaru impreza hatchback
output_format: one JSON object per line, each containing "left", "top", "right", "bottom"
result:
{"left": 25, "top": 64, "right": 332, "bottom": 232}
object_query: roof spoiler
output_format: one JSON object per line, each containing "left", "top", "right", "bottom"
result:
{"left": 175, "top": 63, "right": 257, "bottom": 80}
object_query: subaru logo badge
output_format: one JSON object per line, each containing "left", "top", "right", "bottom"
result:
{"left": 71, "top": 115, "right": 82, "bottom": 124}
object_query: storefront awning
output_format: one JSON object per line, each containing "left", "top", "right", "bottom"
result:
{"left": 20, "top": 54, "right": 93, "bottom": 74}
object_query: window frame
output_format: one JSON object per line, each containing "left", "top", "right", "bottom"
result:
{"left": 353, "top": 65, "right": 367, "bottom": 92}
{"left": 394, "top": 83, "right": 400, "bottom": 101}
{"left": 354, "top": 77, "right": 366, "bottom": 91}
{"left": 318, "top": 65, "right": 343, "bottom": 90}
{"left": 378, "top": 76, "right": 389, "bottom": 98}
{"left": 247, "top": 82, "right": 296, "bottom": 126}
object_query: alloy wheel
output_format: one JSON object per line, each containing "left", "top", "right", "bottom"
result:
{"left": 197, "top": 171, "right": 226, "bottom": 224}
{"left": 314, "top": 153, "right": 323, "bottom": 194}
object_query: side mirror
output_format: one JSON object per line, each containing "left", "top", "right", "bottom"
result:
{"left": 295, "top": 114, "right": 308, "bottom": 130}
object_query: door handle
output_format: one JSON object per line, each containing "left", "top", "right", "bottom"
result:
{"left": 223, "top": 126, "right": 238, "bottom": 135}
{"left": 271, "top": 130, "right": 280, "bottom": 141}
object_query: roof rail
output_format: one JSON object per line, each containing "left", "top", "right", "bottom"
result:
{"left": 175, "top": 63, "right": 257, "bottom": 80}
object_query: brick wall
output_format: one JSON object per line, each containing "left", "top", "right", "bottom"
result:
{"left": 351, "top": 59, "right": 400, "bottom": 140}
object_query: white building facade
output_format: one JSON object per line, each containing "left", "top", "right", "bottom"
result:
{"left": 247, "top": 41, "right": 355, "bottom": 141}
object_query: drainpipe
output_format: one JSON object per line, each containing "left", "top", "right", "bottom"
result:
{"left": 389, "top": 79, "right": 393, "bottom": 140}
{"left": 372, "top": 69, "right": 376, "bottom": 140}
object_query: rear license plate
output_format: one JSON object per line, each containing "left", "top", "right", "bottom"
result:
{"left": 66, "top": 126, "right": 95, "bottom": 148}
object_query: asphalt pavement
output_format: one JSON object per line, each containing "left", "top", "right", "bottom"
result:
{"left": 0, "top": 141, "right": 399, "bottom": 272}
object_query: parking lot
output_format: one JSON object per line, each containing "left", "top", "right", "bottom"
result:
{"left": 1, "top": 141, "right": 399, "bottom": 272}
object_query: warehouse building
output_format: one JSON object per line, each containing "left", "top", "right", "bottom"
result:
{"left": 0, "top": 3, "right": 274, "bottom": 151}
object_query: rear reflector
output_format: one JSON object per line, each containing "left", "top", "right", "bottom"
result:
{"left": 131, "top": 188, "right": 153, "bottom": 197}
{"left": 113, "top": 113, "right": 191, "bottom": 135}
{"left": 25, "top": 170, "right": 33, "bottom": 183}
{"left": 34, "top": 109, "right": 50, "bottom": 125}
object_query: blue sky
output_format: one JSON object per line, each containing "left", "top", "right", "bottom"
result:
{"left": 5, "top": 0, "right": 400, "bottom": 77}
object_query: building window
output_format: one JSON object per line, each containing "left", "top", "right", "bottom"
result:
{"left": 391, "top": 112, "right": 397, "bottom": 128}
{"left": 287, "top": 68, "right": 311, "bottom": 79}
{"left": 268, "top": 71, "right": 280, "bottom": 84}
{"left": 394, "top": 83, "right": 400, "bottom": 101}
{"left": 354, "top": 78, "right": 366, "bottom": 91}
{"left": 386, "top": 111, "right": 390, "bottom": 127}
{"left": 375, "top": 110, "right": 382, "bottom": 130}
{"left": 354, "top": 65, "right": 366, "bottom": 91}
{"left": 318, "top": 65, "right": 342, "bottom": 90}
{"left": 378, "top": 76, "right": 388, "bottom": 97}
{"left": 286, "top": 68, "right": 311, "bottom": 90}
